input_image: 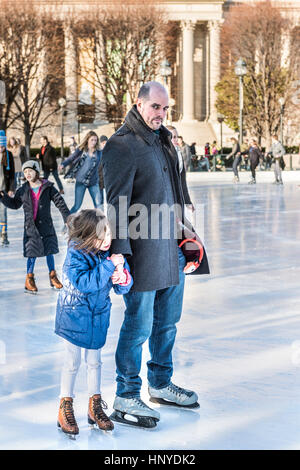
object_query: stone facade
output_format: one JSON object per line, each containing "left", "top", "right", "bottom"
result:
{"left": 29, "top": 1, "right": 300, "bottom": 147}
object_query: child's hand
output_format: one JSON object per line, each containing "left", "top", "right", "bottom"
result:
{"left": 111, "top": 270, "right": 126, "bottom": 284}
{"left": 8, "top": 191, "right": 14, "bottom": 197}
{"left": 110, "top": 253, "right": 124, "bottom": 267}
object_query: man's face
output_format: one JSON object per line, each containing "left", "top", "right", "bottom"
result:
{"left": 100, "top": 141, "right": 107, "bottom": 150}
{"left": 137, "top": 87, "right": 169, "bottom": 130}
{"left": 178, "top": 138, "right": 183, "bottom": 147}
{"left": 41, "top": 138, "right": 47, "bottom": 146}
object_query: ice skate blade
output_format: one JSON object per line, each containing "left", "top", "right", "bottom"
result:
{"left": 149, "top": 397, "right": 200, "bottom": 409}
{"left": 110, "top": 411, "right": 158, "bottom": 429}
{"left": 24, "top": 289, "right": 38, "bottom": 295}
{"left": 57, "top": 422, "right": 78, "bottom": 439}
{"left": 88, "top": 415, "right": 114, "bottom": 432}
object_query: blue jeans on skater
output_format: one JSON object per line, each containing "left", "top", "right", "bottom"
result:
{"left": 0, "top": 203, "right": 7, "bottom": 238}
{"left": 70, "top": 182, "right": 103, "bottom": 214}
{"left": 27, "top": 254, "right": 55, "bottom": 273}
{"left": 115, "top": 247, "right": 186, "bottom": 398}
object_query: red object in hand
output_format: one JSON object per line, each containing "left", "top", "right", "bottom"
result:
{"left": 178, "top": 238, "right": 204, "bottom": 274}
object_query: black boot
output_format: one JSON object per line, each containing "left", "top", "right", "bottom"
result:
{"left": 1, "top": 232, "right": 9, "bottom": 246}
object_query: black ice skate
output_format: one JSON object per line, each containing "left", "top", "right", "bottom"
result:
{"left": 110, "top": 396, "right": 160, "bottom": 429}
{"left": 148, "top": 382, "right": 200, "bottom": 409}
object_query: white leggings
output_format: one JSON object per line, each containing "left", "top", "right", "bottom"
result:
{"left": 60, "top": 339, "right": 102, "bottom": 398}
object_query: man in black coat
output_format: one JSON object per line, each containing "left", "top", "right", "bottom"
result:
{"left": 103, "top": 81, "right": 208, "bottom": 428}
{"left": 37, "top": 136, "right": 64, "bottom": 194}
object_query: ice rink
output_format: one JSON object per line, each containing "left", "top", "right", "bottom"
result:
{"left": 1, "top": 171, "right": 300, "bottom": 450}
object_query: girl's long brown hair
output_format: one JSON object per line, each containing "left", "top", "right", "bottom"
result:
{"left": 67, "top": 209, "right": 108, "bottom": 254}
{"left": 78, "top": 131, "right": 99, "bottom": 152}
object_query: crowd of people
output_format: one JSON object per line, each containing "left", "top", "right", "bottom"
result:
{"left": 174, "top": 134, "right": 290, "bottom": 185}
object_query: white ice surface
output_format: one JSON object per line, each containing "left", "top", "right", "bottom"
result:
{"left": 1, "top": 173, "right": 300, "bottom": 450}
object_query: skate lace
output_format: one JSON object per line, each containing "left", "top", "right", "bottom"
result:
{"left": 167, "top": 383, "right": 192, "bottom": 397}
{"left": 93, "top": 397, "right": 110, "bottom": 423}
{"left": 132, "top": 397, "right": 149, "bottom": 409}
{"left": 62, "top": 400, "right": 77, "bottom": 426}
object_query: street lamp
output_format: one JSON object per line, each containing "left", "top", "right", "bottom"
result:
{"left": 160, "top": 59, "right": 172, "bottom": 86}
{"left": 235, "top": 58, "right": 247, "bottom": 148}
{"left": 160, "top": 59, "right": 172, "bottom": 124}
{"left": 217, "top": 113, "right": 225, "bottom": 172}
{"left": 76, "top": 114, "right": 82, "bottom": 143}
{"left": 278, "top": 97, "right": 285, "bottom": 144}
{"left": 58, "top": 97, "right": 66, "bottom": 161}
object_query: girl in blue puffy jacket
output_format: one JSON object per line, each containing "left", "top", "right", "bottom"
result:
{"left": 55, "top": 209, "right": 133, "bottom": 436}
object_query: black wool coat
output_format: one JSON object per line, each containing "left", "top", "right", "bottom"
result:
{"left": 0, "top": 151, "right": 15, "bottom": 192}
{"left": 0, "top": 181, "right": 70, "bottom": 257}
{"left": 40, "top": 143, "right": 58, "bottom": 172}
{"left": 102, "top": 105, "right": 209, "bottom": 292}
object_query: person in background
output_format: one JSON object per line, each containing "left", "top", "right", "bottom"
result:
{"left": 8, "top": 137, "right": 27, "bottom": 188}
{"left": 59, "top": 131, "right": 103, "bottom": 213}
{"left": 0, "top": 130, "right": 15, "bottom": 246}
{"left": 240, "top": 138, "right": 249, "bottom": 170}
{"left": 0, "top": 160, "right": 69, "bottom": 292}
{"left": 69, "top": 137, "right": 77, "bottom": 156}
{"left": 226, "top": 137, "right": 241, "bottom": 183}
{"left": 177, "top": 136, "right": 191, "bottom": 172}
{"left": 269, "top": 134, "right": 285, "bottom": 185}
{"left": 98, "top": 135, "right": 108, "bottom": 208}
{"left": 37, "top": 136, "right": 65, "bottom": 194}
{"left": 247, "top": 139, "right": 262, "bottom": 185}
{"left": 166, "top": 126, "right": 194, "bottom": 211}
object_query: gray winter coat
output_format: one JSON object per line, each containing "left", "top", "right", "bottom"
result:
{"left": 270, "top": 141, "right": 285, "bottom": 159}
{"left": 102, "top": 105, "right": 209, "bottom": 292}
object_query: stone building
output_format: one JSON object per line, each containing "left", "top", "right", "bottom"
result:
{"left": 31, "top": 0, "right": 300, "bottom": 147}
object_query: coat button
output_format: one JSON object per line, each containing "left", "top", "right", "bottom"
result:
{"left": 163, "top": 166, "right": 168, "bottom": 172}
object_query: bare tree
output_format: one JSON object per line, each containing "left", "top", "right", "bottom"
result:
{"left": 72, "top": 0, "right": 168, "bottom": 128}
{"left": 216, "top": 0, "right": 300, "bottom": 146}
{"left": 0, "top": 0, "right": 65, "bottom": 154}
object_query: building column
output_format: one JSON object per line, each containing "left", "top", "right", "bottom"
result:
{"left": 208, "top": 20, "right": 221, "bottom": 121}
{"left": 180, "top": 20, "right": 196, "bottom": 122}
{"left": 64, "top": 25, "right": 78, "bottom": 123}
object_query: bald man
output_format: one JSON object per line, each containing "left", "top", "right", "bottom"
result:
{"left": 102, "top": 81, "right": 202, "bottom": 428}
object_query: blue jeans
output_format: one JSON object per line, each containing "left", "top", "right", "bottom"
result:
{"left": 115, "top": 247, "right": 186, "bottom": 398}
{"left": 70, "top": 182, "right": 103, "bottom": 214}
{"left": 27, "top": 254, "right": 55, "bottom": 274}
{"left": 0, "top": 203, "right": 7, "bottom": 234}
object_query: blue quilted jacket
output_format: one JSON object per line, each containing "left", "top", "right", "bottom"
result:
{"left": 55, "top": 243, "right": 133, "bottom": 349}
